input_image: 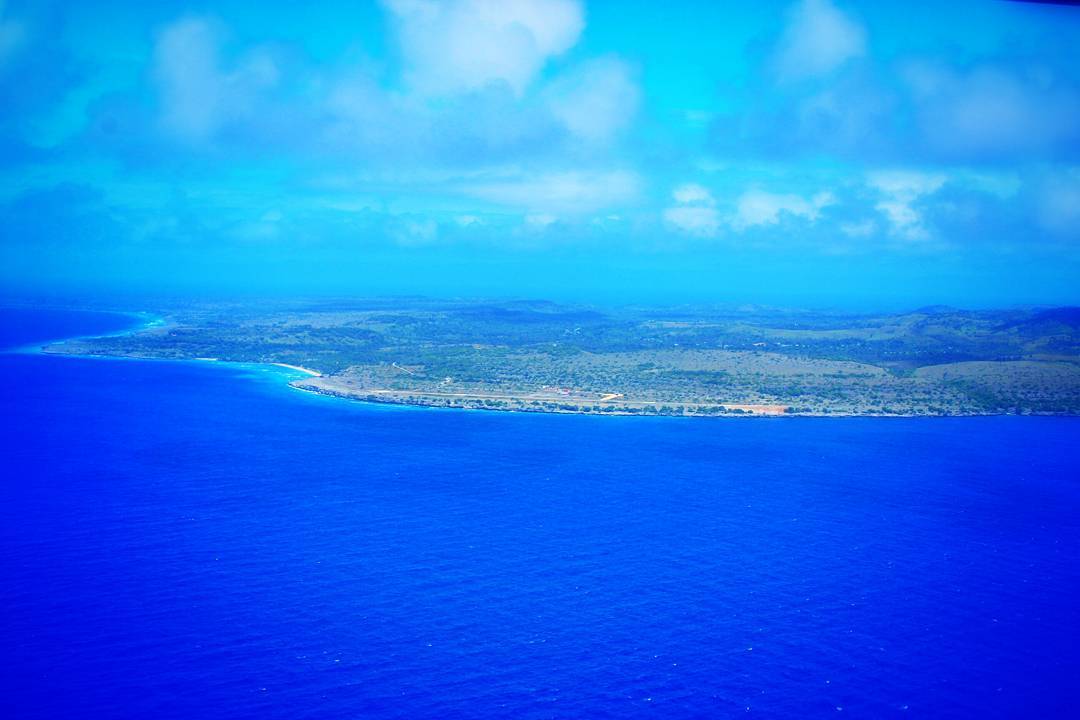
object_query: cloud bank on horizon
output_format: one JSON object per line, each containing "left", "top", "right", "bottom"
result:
{"left": 1, "top": 0, "right": 1079, "bottom": 304}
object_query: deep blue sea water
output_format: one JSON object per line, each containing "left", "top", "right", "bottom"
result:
{"left": 2, "top": 308, "right": 1079, "bottom": 719}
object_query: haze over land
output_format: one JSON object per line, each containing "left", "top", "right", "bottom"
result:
{"left": 4, "top": 1, "right": 1080, "bottom": 413}
{"left": 47, "top": 298, "right": 1080, "bottom": 416}
{"left": 1, "top": 1, "right": 1079, "bottom": 307}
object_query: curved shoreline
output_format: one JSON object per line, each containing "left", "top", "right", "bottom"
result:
{"left": 271, "top": 363, "right": 322, "bottom": 377}
{"left": 21, "top": 308, "right": 1080, "bottom": 420}
{"left": 2, "top": 308, "right": 160, "bottom": 355}
{"left": 285, "top": 378, "right": 1066, "bottom": 418}
{"left": 32, "top": 343, "right": 1079, "bottom": 418}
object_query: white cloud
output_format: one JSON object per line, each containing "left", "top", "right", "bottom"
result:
{"left": 774, "top": 0, "right": 866, "bottom": 82}
{"left": 663, "top": 206, "right": 720, "bottom": 237}
{"left": 731, "top": 189, "right": 834, "bottom": 230}
{"left": 325, "top": 71, "right": 415, "bottom": 151}
{"left": 591, "top": 213, "right": 623, "bottom": 228}
{"left": 153, "top": 17, "right": 279, "bottom": 141}
{"left": 525, "top": 212, "right": 558, "bottom": 227}
{"left": 545, "top": 57, "right": 640, "bottom": 143}
{"left": 463, "top": 170, "right": 640, "bottom": 213}
{"left": 867, "top": 170, "right": 946, "bottom": 240}
{"left": 874, "top": 201, "right": 923, "bottom": 238}
{"left": 0, "top": 2, "right": 26, "bottom": 73}
{"left": 840, "top": 219, "right": 877, "bottom": 238}
{"left": 1036, "top": 169, "right": 1080, "bottom": 238}
{"left": 664, "top": 183, "right": 720, "bottom": 237}
{"left": 382, "top": 0, "right": 584, "bottom": 96}
{"left": 392, "top": 217, "right": 439, "bottom": 245}
{"left": 902, "top": 61, "right": 1080, "bottom": 160}
{"left": 867, "top": 170, "right": 945, "bottom": 198}
{"left": 666, "top": 184, "right": 834, "bottom": 236}
{"left": 672, "top": 183, "right": 714, "bottom": 206}
{"left": 154, "top": 18, "right": 223, "bottom": 140}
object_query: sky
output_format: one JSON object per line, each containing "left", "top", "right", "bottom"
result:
{"left": 1, "top": 0, "right": 1079, "bottom": 308}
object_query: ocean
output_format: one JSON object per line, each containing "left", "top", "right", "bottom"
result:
{"left": 1, "top": 308, "right": 1078, "bottom": 718}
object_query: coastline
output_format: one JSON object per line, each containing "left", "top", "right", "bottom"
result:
{"left": 272, "top": 362, "right": 322, "bottom": 377}
{"left": 285, "top": 377, "right": 1048, "bottom": 418}
{"left": 33, "top": 316, "right": 322, "bottom": 382}
{"left": 27, "top": 306, "right": 1078, "bottom": 419}
{"left": 43, "top": 345, "right": 327, "bottom": 383}
{"left": 3, "top": 308, "right": 162, "bottom": 355}
{"left": 33, "top": 343, "right": 1077, "bottom": 418}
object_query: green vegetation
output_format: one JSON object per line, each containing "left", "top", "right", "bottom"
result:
{"left": 46, "top": 299, "right": 1080, "bottom": 416}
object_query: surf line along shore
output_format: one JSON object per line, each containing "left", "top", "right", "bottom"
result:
{"left": 190, "top": 358, "right": 323, "bottom": 378}
{"left": 271, "top": 363, "right": 322, "bottom": 377}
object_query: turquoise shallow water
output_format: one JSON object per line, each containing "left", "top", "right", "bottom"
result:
{"left": 2, "top": 308, "right": 1079, "bottom": 718}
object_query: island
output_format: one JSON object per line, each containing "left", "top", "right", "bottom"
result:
{"left": 44, "top": 298, "right": 1080, "bottom": 417}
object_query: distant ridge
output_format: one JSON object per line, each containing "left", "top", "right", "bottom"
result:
{"left": 996, "top": 306, "right": 1080, "bottom": 334}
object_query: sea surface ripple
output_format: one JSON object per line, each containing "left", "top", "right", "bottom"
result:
{"left": 2, "top": 309, "right": 1079, "bottom": 718}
